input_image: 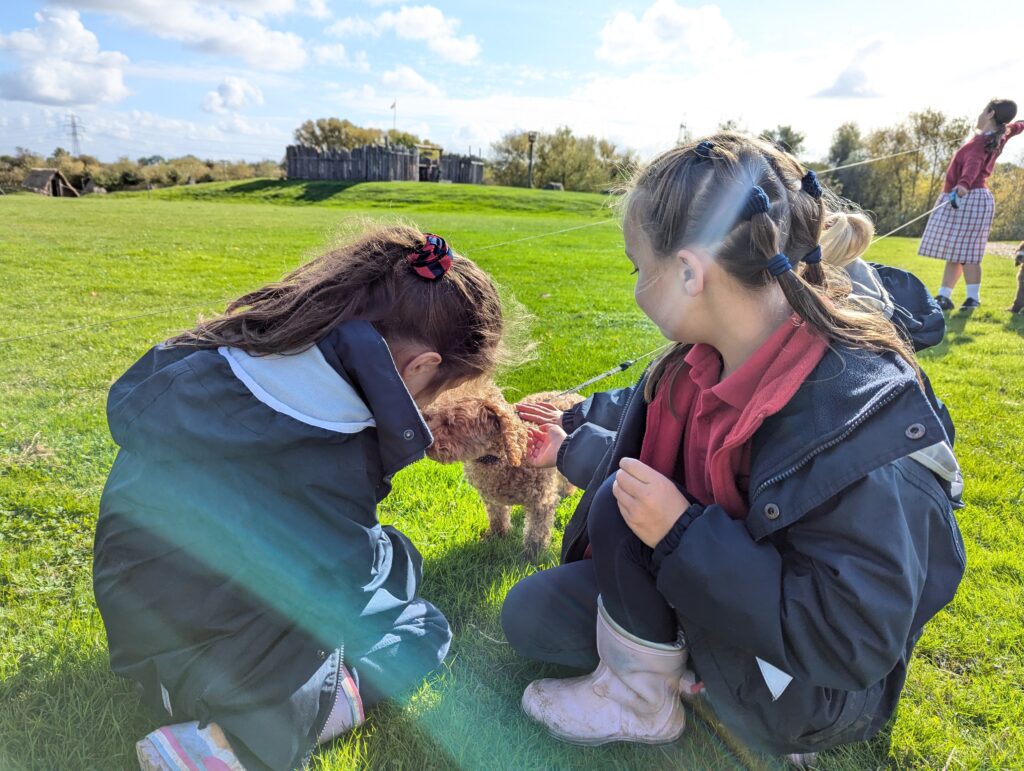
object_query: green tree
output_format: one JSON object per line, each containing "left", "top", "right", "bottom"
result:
{"left": 489, "top": 130, "right": 531, "bottom": 187}
{"left": 293, "top": 118, "right": 423, "bottom": 152}
{"left": 759, "top": 125, "right": 806, "bottom": 156}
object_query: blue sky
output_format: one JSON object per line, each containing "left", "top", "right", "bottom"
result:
{"left": 2, "top": 0, "right": 1023, "bottom": 163}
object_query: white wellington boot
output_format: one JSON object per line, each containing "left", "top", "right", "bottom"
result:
{"left": 521, "top": 597, "right": 687, "bottom": 746}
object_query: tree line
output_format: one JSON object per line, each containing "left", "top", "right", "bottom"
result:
{"left": 5, "top": 111, "right": 1022, "bottom": 242}
{"left": 0, "top": 147, "right": 283, "bottom": 192}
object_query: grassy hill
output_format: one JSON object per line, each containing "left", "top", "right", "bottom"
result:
{"left": 118, "top": 178, "right": 616, "bottom": 217}
{"left": 2, "top": 189, "right": 1023, "bottom": 770}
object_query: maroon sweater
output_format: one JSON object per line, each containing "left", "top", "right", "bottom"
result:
{"left": 944, "top": 122, "right": 1024, "bottom": 192}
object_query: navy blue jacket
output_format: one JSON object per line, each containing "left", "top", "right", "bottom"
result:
{"left": 557, "top": 346, "right": 965, "bottom": 753}
{"left": 94, "top": 321, "right": 434, "bottom": 769}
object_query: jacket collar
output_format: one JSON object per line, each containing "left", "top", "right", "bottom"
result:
{"left": 317, "top": 320, "right": 432, "bottom": 477}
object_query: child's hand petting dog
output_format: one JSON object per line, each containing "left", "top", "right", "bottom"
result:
{"left": 614, "top": 458, "right": 691, "bottom": 548}
{"left": 525, "top": 424, "right": 566, "bottom": 468}
{"left": 516, "top": 401, "right": 564, "bottom": 427}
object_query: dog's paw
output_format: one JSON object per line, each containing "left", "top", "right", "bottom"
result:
{"left": 521, "top": 539, "right": 552, "bottom": 563}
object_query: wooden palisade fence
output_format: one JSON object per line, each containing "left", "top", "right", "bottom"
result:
{"left": 285, "top": 144, "right": 483, "bottom": 185}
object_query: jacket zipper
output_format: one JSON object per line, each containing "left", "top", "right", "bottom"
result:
{"left": 751, "top": 382, "right": 911, "bottom": 500}
{"left": 316, "top": 644, "right": 346, "bottom": 744}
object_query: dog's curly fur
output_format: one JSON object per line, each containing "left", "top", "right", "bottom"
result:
{"left": 1010, "top": 240, "right": 1024, "bottom": 314}
{"left": 424, "top": 384, "right": 584, "bottom": 560}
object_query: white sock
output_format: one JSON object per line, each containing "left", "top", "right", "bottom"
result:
{"left": 966, "top": 284, "right": 981, "bottom": 302}
{"left": 937, "top": 286, "right": 953, "bottom": 299}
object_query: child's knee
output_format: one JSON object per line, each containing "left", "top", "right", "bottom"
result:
{"left": 500, "top": 580, "right": 536, "bottom": 656}
{"left": 587, "top": 475, "right": 630, "bottom": 552}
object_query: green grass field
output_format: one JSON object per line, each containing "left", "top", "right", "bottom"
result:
{"left": 2, "top": 180, "right": 1023, "bottom": 770}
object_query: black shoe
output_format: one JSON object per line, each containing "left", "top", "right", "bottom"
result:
{"left": 960, "top": 297, "right": 981, "bottom": 310}
{"left": 934, "top": 295, "right": 954, "bottom": 311}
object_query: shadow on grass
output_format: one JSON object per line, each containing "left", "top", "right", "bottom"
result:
{"left": 391, "top": 522, "right": 780, "bottom": 771}
{"left": 222, "top": 179, "right": 361, "bottom": 202}
{"left": 0, "top": 647, "right": 150, "bottom": 770}
{"left": 1004, "top": 312, "right": 1024, "bottom": 337}
{"left": 924, "top": 313, "right": 975, "bottom": 360}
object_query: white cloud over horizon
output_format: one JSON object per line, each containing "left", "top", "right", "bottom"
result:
{"left": 0, "top": 8, "right": 129, "bottom": 106}
{"left": 202, "top": 76, "right": 264, "bottom": 113}
{"left": 51, "top": 0, "right": 308, "bottom": 70}
{"left": 330, "top": 5, "right": 480, "bottom": 64}
{"left": 3, "top": 1, "right": 1024, "bottom": 165}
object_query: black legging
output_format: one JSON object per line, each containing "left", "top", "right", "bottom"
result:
{"left": 587, "top": 473, "right": 679, "bottom": 643}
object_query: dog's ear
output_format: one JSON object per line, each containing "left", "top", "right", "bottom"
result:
{"left": 485, "top": 399, "right": 528, "bottom": 467}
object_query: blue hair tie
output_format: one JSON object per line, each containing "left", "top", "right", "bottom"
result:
{"left": 694, "top": 140, "right": 715, "bottom": 161}
{"left": 742, "top": 186, "right": 770, "bottom": 220}
{"left": 766, "top": 253, "right": 792, "bottom": 277}
{"left": 802, "top": 245, "right": 822, "bottom": 264}
{"left": 801, "top": 170, "right": 822, "bottom": 199}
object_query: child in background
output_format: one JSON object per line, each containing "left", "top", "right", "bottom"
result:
{"left": 505, "top": 134, "right": 965, "bottom": 761}
{"left": 94, "top": 228, "right": 506, "bottom": 770}
{"left": 919, "top": 98, "right": 1023, "bottom": 311}
{"left": 1010, "top": 240, "right": 1024, "bottom": 314}
{"left": 822, "top": 211, "right": 955, "bottom": 443}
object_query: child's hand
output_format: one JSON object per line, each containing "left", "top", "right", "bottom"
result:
{"left": 613, "top": 458, "right": 691, "bottom": 548}
{"left": 525, "top": 424, "right": 566, "bottom": 468}
{"left": 954, "top": 185, "right": 969, "bottom": 199}
{"left": 516, "top": 401, "right": 564, "bottom": 427}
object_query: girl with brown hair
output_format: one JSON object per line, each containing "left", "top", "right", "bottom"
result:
{"left": 93, "top": 227, "right": 505, "bottom": 770}
{"left": 503, "top": 134, "right": 965, "bottom": 760}
{"left": 919, "top": 98, "right": 1023, "bottom": 310}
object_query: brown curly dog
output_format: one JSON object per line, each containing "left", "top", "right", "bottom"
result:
{"left": 424, "top": 384, "right": 583, "bottom": 560}
{"left": 1010, "top": 240, "right": 1024, "bottom": 314}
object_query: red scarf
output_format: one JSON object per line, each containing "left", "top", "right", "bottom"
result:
{"left": 639, "top": 318, "right": 829, "bottom": 519}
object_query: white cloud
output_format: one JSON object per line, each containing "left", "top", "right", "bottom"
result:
{"left": 330, "top": 5, "right": 479, "bottom": 63}
{"left": 0, "top": 8, "right": 129, "bottom": 106}
{"left": 380, "top": 65, "right": 441, "bottom": 97}
{"left": 816, "top": 41, "right": 884, "bottom": 98}
{"left": 312, "top": 43, "right": 370, "bottom": 71}
{"left": 202, "top": 76, "right": 264, "bottom": 113}
{"left": 304, "top": 0, "right": 331, "bottom": 19}
{"left": 596, "top": 0, "right": 735, "bottom": 66}
{"left": 51, "top": 0, "right": 307, "bottom": 71}
{"left": 326, "top": 16, "right": 378, "bottom": 37}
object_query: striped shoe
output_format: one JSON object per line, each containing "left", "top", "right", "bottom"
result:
{"left": 136, "top": 721, "right": 246, "bottom": 771}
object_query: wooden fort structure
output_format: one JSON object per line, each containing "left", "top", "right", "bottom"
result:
{"left": 285, "top": 143, "right": 484, "bottom": 185}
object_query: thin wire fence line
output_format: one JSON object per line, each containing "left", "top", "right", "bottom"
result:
{"left": 0, "top": 220, "right": 620, "bottom": 346}
{"left": 818, "top": 138, "right": 962, "bottom": 174}
{"left": 0, "top": 137, "right": 966, "bottom": 348}
{"left": 871, "top": 199, "right": 950, "bottom": 244}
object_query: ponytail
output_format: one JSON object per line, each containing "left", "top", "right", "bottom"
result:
{"left": 984, "top": 98, "right": 1018, "bottom": 152}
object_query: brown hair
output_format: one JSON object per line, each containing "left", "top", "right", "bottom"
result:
{"left": 623, "top": 132, "right": 918, "bottom": 400}
{"left": 984, "top": 98, "right": 1018, "bottom": 152}
{"left": 167, "top": 224, "right": 506, "bottom": 389}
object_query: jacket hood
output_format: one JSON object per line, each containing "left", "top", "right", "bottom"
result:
{"left": 867, "top": 262, "right": 946, "bottom": 352}
{"left": 106, "top": 320, "right": 431, "bottom": 475}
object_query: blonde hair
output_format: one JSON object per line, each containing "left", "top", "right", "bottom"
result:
{"left": 623, "top": 132, "right": 918, "bottom": 401}
{"left": 820, "top": 210, "right": 875, "bottom": 268}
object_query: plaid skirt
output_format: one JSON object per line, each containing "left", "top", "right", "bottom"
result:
{"left": 918, "top": 188, "right": 995, "bottom": 265}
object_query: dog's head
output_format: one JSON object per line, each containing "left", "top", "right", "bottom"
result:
{"left": 1016, "top": 240, "right": 1024, "bottom": 266}
{"left": 423, "top": 384, "right": 528, "bottom": 467}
